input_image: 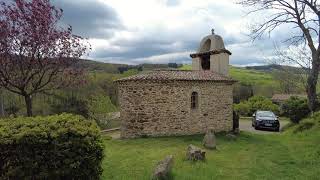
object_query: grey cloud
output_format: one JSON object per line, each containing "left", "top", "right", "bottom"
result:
{"left": 53, "top": 0, "right": 123, "bottom": 39}
{"left": 92, "top": 30, "right": 249, "bottom": 64}
{"left": 93, "top": 30, "right": 199, "bottom": 60}
{"left": 93, "top": 40, "right": 195, "bottom": 60}
{"left": 92, "top": 29, "right": 277, "bottom": 66}
{"left": 49, "top": 0, "right": 285, "bottom": 66}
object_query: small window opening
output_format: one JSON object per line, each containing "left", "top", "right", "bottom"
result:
{"left": 201, "top": 55, "right": 210, "bottom": 70}
{"left": 191, "top": 92, "right": 198, "bottom": 109}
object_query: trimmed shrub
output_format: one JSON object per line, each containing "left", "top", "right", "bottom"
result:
{"left": 0, "top": 114, "right": 104, "bottom": 179}
{"left": 281, "top": 96, "right": 310, "bottom": 123}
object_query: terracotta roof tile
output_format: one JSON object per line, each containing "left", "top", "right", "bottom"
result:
{"left": 115, "top": 70, "right": 237, "bottom": 83}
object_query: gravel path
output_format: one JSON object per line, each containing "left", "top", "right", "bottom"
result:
{"left": 240, "top": 119, "right": 289, "bottom": 134}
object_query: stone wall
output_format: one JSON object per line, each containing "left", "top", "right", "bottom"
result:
{"left": 117, "top": 80, "right": 233, "bottom": 138}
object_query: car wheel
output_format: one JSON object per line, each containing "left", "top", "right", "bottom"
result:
{"left": 254, "top": 126, "right": 259, "bottom": 130}
{"left": 275, "top": 127, "right": 280, "bottom": 132}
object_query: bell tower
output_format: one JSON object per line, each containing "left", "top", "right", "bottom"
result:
{"left": 190, "top": 30, "right": 231, "bottom": 76}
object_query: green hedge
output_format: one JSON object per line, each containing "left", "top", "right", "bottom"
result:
{"left": 0, "top": 114, "right": 104, "bottom": 179}
{"left": 234, "top": 96, "right": 279, "bottom": 116}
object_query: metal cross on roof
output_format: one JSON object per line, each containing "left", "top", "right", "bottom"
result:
{"left": 211, "top": 28, "right": 215, "bottom": 35}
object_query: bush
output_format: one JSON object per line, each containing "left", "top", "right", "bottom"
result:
{"left": 233, "top": 102, "right": 250, "bottom": 116}
{"left": 293, "top": 121, "right": 315, "bottom": 133}
{"left": 50, "top": 96, "right": 89, "bottom": 118}
{"left": 248, "top": 96, "right": 279, "bottom": 115}
{"left": 281, "top": 96, "right": 310, "bottom": 123}
{"left": 0, "top": 114, "right": 104, "bottom": 179}
{"left": 88, "top": 95, "right": 117, "bottom": 129}
{"left": 233, "top": 84, "right": 254, "bottom": 103}
{"left": 234, "top": 96, "right": 279, "bottom": 116}
{"left": 311, "top": 111, "right": 320, "bottom": 123}
{"left": 4, "top": 104, "right": 20, "bottom": 116}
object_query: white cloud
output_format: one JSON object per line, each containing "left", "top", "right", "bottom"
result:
{"left": 71, "top": 0, "right": 290, "bottom": 65}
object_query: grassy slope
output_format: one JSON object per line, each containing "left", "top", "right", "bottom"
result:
{"left": 99, "top": 64, "right": 319, "bottom": 179}
{"left": 102, "top": 129, "right": 320, "bottom": 180}
{"left": 179, "top": 65, "right": 277, "bottom": 87}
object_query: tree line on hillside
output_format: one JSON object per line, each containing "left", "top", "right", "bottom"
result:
{"left": 117, "top": 63, "right": 183, "bottom": 73}
{"left": 1, "top": 0, "right": 320, "bottom": 119}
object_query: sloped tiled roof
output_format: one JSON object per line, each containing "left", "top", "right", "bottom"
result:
{"left": 115, "top": 70, "right": 237, "bottom": 83}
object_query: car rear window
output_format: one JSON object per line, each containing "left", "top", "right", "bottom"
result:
{"left": 257, "top": 111, "right": 275, "bottom": 117}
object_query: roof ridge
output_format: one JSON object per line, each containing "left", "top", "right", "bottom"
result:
{"left": 153, "top": 69, "right": 193, "bottom": 72}
{"left": 115, "top": 70, "right": 237, "bottom": 83}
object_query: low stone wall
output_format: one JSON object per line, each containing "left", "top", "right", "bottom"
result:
{"left": 117, "top": 80, "right": 233, "bottom": 138}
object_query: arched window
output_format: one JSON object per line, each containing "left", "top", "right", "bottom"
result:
{"left": 191, "top": 92, "right": 198, "bottom": 109}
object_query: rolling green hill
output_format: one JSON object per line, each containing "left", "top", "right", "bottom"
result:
{"left": 79, "top": 60, "right": 278, "bottom": 88}
{"left": 80, "top": 61, "right": 279, "bottom": 87}
{"left": 0, "top": 60, "right": 299, "bottom": 117}
{"left": 179, "top": 64, "right": 278, "bottom": 87}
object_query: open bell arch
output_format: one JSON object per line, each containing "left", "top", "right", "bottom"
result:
{"left": 190, "top": 32, "right": 231, "bottom": 76}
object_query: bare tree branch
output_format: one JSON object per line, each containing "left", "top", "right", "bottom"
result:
{"left": 239, "top": 0, "right": 320, "bottom": 111}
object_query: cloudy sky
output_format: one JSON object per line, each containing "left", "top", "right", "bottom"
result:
{"left": 52, "top": 0, "right": 288, "bottom": 66}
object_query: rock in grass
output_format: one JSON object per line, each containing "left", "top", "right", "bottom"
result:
{"left": 152, "top": 155, "right": 174, "bottom": 180}
{"left": 186, "top": 145, "right": 206, "bottom": 161}
{"left": 226, "top": 133, "right": 237, "bottom": 140}
{"left": 202, "top": 129, "right": 216, "bottom": 149}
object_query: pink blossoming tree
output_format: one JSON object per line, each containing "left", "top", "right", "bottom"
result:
{"left": 0, "top": 0, "right": 90, "bottom": 116}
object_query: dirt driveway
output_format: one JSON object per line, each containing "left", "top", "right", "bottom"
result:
{"left": 240, "top": 119, "right": 289, "bottom": 134}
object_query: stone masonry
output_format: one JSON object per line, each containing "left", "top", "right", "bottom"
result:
{"left": 115, "top": 31, "right": 236, "bottom": 138}
{"left": 117, "top": 80, "right": 234, "bottom": 138}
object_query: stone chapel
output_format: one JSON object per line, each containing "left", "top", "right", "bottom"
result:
{"left": 115, "top": 32, "right": 236, "bottom": 138}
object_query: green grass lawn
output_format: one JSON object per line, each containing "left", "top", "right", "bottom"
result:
{"left": 102, "top": 129, "right": 320, "bottom": 180}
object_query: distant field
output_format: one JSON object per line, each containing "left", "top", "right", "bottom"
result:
{"left": 179, "top": 65, "right": 278, "bottom": 87}
{"left": 178, "top": 64, "right": 193, "bottom": 70}
{"left": 84, "top": 62, "right": 279, "bottom": 88}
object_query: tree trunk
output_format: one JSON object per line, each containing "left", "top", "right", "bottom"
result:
{"left": 306, "top": 57, "right": 320, "bottom": 112}
{"left": 24, "top": 95, "right": 33, "bottom": 117}
{"left": 0, "top": 91, "right": 4, "bottom": 117}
